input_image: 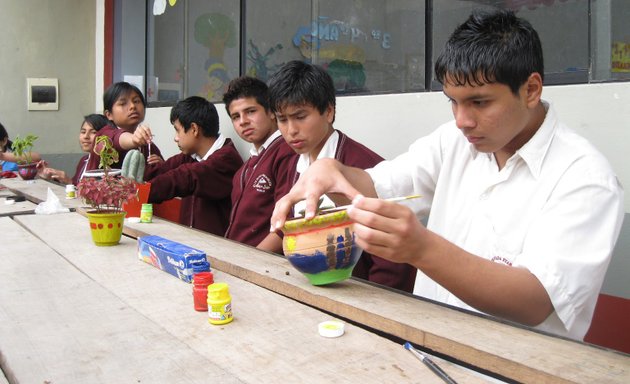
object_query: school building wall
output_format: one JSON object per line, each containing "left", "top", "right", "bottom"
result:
{"left": 0, "top": 0, "right": 97, "bottom": 174}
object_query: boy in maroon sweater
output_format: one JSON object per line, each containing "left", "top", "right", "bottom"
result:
{"left": 267, "top": 60, "right": 417, "bottom": 293}
{"left": 223, "top": 76, "right": 298, "bottom": 253}
{"left": 144, "top": 96, "right": 243, "bottom": 236}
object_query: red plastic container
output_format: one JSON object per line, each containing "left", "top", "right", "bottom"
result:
{"left": 122, "top": 182, "right": 151, "bottom": 218}
{"left": 192, "top": 272, "right": 214, "bottom": 311}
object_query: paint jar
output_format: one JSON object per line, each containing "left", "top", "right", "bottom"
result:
{"left": 65, "top": 184, "right": 76, "bottom": 199}
{"left": 140, "top": 203, "right": 153, "bottom": 223}
{"left": 207, "top": 282, "right": 233, "bottom": 325}
{"left": 192, "top": 272, "right": 214, "bottom": 312}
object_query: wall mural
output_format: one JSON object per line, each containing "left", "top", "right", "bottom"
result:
{"left": 246, "top": 40, "right": 284, "bottom": 82}
{"left": 612, "top": 42, "right": 630, "bottom": 73}
{"left": 153, "top": 0, "right": 177, "bottom": 16}
{"left": 292, "top": 16, "right": 392, "bottom": 92}
{"left": 194, "top": 12, "right": 237, "bottom": 101}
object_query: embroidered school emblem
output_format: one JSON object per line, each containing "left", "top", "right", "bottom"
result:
{"left": 252, "top": 174, "right": 272, "bottom": 192}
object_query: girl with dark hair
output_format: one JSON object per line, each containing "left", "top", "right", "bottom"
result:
{"left": 85, "top": 82, "right": 163, "bottom": 171}
{"left": 38, "top": 114, "right": 111, "bottom": 185}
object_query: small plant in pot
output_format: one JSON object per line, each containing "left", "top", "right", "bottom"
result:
{"left": 77, "top": 135, "right": 137, "bottom": 246}
{"left": 11, "top": 134, "right": 39, "bottom": 180}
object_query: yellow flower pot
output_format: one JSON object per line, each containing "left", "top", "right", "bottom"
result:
{"left": 86, "top": 211, "right": 126, "bottom": 246}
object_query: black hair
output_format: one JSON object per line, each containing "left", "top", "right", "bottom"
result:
{"left": 83, "top": 114, "right": 111, "bottom": 131}
{"left": 103, "top": 82, "right": 146, "bottom": 113}
{"left": 434, "top": 8, "right": 544, "bottom": 95}
{"left": 222, "top": 76, "right": 270, "bottom": 115}
{"left": 170, "top": 96, "right": 219, "bottom": 138}
{"left": 267, "top": 60, "right": 336, "bottom": 120}
{"left": 0, "top": 121, "right": 11, "bottom": 151}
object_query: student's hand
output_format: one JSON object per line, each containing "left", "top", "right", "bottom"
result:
{"left": 270, "top": 158, "right": 361, "bottom": 232}
{"left": 35, "top": 160, "right": 49, "bottom": 171}
{"left": 131, "top": 124, "right": 154, "bottom": 147}
{"left": 146, "top": 154, "right": 163, "bottom": 165}
{"left": 38, "top": 166, "right": 67, "bottom": 183}
{"left": 347, "top": 195, "right": 428, "bottom": 265}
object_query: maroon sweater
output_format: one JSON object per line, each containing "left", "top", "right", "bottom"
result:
{"left": 85, "top": 125, "right": 163, "bottom": 171}
{"left": 292, "top": 130, "right": 417, "bottom": 293}
{"left": 144, "top": 138, "right": 243, "bottom": 236}
{"left": 71, "top": 155, "right": 89, "bottom": 185}
{"left": 225, "top": 135, "right": 298, "bottom": 247}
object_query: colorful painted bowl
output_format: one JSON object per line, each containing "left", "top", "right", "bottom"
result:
{"left": 282, "top": 209, "right": 361, "bottom": 286}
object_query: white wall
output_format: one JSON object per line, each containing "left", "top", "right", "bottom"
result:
{"left": 0, "top": 0, "right": 96, "bottom": 154}
{"left": 147, "top": 82, "right": 630, "bottom": 211}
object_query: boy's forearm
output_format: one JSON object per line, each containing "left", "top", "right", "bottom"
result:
{"left": 256, "top": 232, "right": 283, "bottom": 254}
{"left": 340, "top": 165, "right": 378, "bottom": 198}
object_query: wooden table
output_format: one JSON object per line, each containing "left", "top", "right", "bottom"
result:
{"left": 1, "top": 216, "right": 484, "bottom": 382}
{"left": 0, "top": 177, "right": 85, "bottom": 210}
{"left": 0, "top": 196, "right": 37, "bottom": 216}
{"left": 2, "top": 178, "right": 629, "bottom": 383}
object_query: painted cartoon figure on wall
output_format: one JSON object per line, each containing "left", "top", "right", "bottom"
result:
{"left": 292, "top": 17, "right": 368, "bottom": 93}
{"left": 194, "top": 12, "right": 236, "bottom": 101}
{"left": 246, "top": 39, "right": 284, "bottom": 82}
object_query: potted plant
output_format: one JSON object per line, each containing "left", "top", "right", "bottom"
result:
{"left": 120, "top": 149, "right": 151, "bottom": 218}
{"left": 77, "top": 135, "right": 137, "bottom": 246}
{"left": 11, "top": 134, "right": 39, "bottom": 180}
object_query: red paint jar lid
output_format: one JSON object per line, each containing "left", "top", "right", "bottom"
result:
{"left": 193, "top": 271, "right": 214, "bottom": 285}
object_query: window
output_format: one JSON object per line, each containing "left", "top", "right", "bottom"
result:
{"left": 245, "top": 0, "right": 426, "bottom": 95}
{"left": 592, "top": 0, "right": 630, "bottom": 82}
{"left": 112, "top": 0, "right": 629, "bottom": 105}
{"left": 146, "top": 0, "right": 240, "bottom": 104}
{"left": 432, "top": 0, "right": 630, "bottom": 88}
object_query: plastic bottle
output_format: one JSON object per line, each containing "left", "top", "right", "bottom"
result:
{"left": 65, "top": 184, "right": 76, "bottom": 199}
{"left": 192, "top": 272, "right": 214, "bottom": 311}
{"left": 140, "top": 203, "right": 153, "bottom": 223}
{"left": 192, "top": 260, "right": 211, "bottom": 275}
{"left": 207, "top": 282, "right": 233, "bottom": 325}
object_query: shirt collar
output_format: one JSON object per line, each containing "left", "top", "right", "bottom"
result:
{"left": 296, "top": 130, "right": 339, "bottom": 174}
{"left": 249, "top": 130, "right": 282, "bottom": 157}
{"left": 467, "top": 100, "right": 555, "bottom": 178}
{"left": 192, "top": 134, "right": 226, "bottom": 162}
{"left": 515, "top": 100, "right": 555, "bottom": 178}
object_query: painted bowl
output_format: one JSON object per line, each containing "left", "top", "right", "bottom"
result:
{"left": 282, "top": 209, "right": 361, "bottom": 286}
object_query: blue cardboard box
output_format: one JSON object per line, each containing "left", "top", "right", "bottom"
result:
{"left": 137, "top": 235, "right": 207, "bottom": 283}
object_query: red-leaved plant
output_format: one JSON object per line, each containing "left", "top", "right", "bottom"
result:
{"left": 77, "top": 136, "right": 138, "bottom": 213}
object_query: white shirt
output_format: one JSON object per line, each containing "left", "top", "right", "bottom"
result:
{"left": 367, "top": 101, "right": 624, "bottom": 340}
{"left": 250, "top": 130, "right": 282, "bottom": 157}
{"left": 296, "top": 130, "right": 339, "bottom": 174}
{"left": 293, "top": 130, "right": 339, "bottom": 216}
{"left": 191, "top": 134, "right": 226, "bottom": 162}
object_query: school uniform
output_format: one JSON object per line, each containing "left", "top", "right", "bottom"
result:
{"left": 144, "top": 135, "right": 243, "bottom": 236}
{"left": 84, "top": 124, "right": 163, "bottom": 171}
{"left": 292, "top": 129, "right": 417, "bottom": 293}
{"left": 225, "top": 131, "right": 298, "bottom": 247}
{"left": 71, "top": 154, "right": 89, "bottom": 185}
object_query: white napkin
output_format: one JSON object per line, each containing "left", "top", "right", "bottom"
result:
{"left": 35, "top": 187, "right": 70, "bottom": 215}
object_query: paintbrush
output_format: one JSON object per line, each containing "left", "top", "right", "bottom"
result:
{"left": 318, "top": 194, "right": 421, "bottom": 213}
{"left": 404, "top": 342, "right": 458, "bottom": 384}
